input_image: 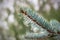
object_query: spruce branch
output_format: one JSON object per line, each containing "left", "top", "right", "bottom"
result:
{"left": 20, "top": 7, "right": 60, "bottom": 34}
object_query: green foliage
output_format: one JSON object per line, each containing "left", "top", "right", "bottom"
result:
{"left": 50, "top": 20, "right": 60, "bottom": 32}
{"left": 20, "top": 7, "right": 60, "bottom": 33}
{"left": 15, "top": 12, "right": 27, "bottom": 35}
{"left": 11, "top": 7, "right": 60, "bottom": 39}
{"left": 25, "top": 32, "right": 49, "bottom": 38}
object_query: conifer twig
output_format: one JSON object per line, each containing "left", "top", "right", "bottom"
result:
{"left": 20, "top": 9, "right": 60, "bottom": 34}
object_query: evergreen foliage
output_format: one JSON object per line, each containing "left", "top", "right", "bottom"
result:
{"left": 20, "top": 7, "right": 60, "bottom": 33}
